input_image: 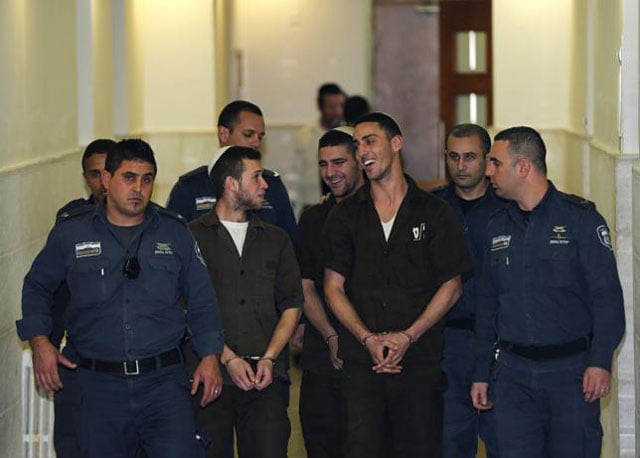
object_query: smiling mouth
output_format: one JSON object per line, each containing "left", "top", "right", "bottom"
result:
{"left": 363, "top": 159, "right": 375, "bottom": 167}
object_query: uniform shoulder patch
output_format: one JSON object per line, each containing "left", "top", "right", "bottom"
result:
{"left": 56, "top": 202, "right": 94, "bottom": 223}
{"left": 178, "top": 165, "right": 208, "bottom": 181}
{"left": 596, "top": 225, "right": 613, "bottom": 250}
{"left": 559, "top": 192, "right": 595, "bottom": 209}
{"left": 156, "top": 205, "right": 187, "bottom": 224}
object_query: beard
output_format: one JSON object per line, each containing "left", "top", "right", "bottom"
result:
{"left": 236, "top": 188, "right": 263, "bottom": 211}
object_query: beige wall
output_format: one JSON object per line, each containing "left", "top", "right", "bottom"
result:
{"left": 232, "top": 0, "right": 371, "bottom": 124}
{"left": 592, "top": 0, "right": 623, "bottom": 152}
{"left": 129, "top": 0, "right": 216, "bottom": 133}
{"left": 92, "top": 0, "right": 115, "bottom": 138}
{"left": 0, "top": 2, "right": 83, "bottom": 456}
{"left": 119, "top": 0, "right": 220, "bottom": 203}
{"left": 493, "top": 0, "right": 573, "bottom": 130}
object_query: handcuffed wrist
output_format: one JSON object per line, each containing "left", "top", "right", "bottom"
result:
{"left": 221, "top": 355, "right": 240, "bottom": 366}
{"left": 361, "top": 333, "right": 376, "bottom": 347}
{"left": 259, "top": 356, "right": 276, "bottom": 365}
{"left": 325, "top": 333, "right": 338, "bottom": 345}
{"left": 398, "top": 330, "right": 415, "bottom": 344}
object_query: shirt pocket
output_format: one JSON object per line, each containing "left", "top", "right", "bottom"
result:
{"left": 489, "top": 250, "right": 510, "bottom": 292}
{"left": 68, "top": 257, "right": 111, "bottom": 304}
{"left": 145, "top": 256, "right": 181, "bottom": 301}
{"left": 536, "top": 244, "right": 577, "bottom": 287}
{"left": 404, "top": 239, "right": 431, "bottom": 288}
{"left": 254, "top": 260, "right": 277, "bottom": 300}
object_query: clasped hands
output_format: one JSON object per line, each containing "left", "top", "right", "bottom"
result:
{"left": 363, "top": 331, "right": 413, "bottom": 374}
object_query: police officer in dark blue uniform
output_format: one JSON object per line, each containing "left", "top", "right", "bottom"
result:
{"left": 166, "top": 100, "right": 297, "bottom": 239}
{"left": 18, "top": 139, "right": 224, "bottom": 458}
{"left": 471, "top": 126, "right": 625, "bottom": 458}
{"left": 51, "top": 138, "right": 117, "bottom": 458}
{"left": 431, "top": 124, "right": 501, "bottom": 458}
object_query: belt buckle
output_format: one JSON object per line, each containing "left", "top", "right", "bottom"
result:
{"left": 124, "top": 360, "right": 140, "bottom": 376}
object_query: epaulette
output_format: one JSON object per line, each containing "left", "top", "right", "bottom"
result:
{"left": 559, "top": 192, "right": 595, "bottom": 209}
{"left": 56, "top": 203, "right": 94, "bottom": 223}
{"left": 263, "top": 168, "right": 280, "bottom": 178}
{"left": 178, "top": 165, "right": 208, "bottom": 182}
{"left": 156, "top": 205, "right": 187, "bottom": 224}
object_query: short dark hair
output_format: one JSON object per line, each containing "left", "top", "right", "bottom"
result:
{"left": 209, "top": 146, "right": 262, "bottom": 199}
{"left": 354, "top": 112, "right": 402, "bottom": 140}
{"left": 447, "top": 124, "right": 491, "bottom": 156}
{"left": 494, "top": 126, "right": 547, "bottom": 174}
{"left": 344, "top": 96, "right": 371, "bottom": 126}
{"left": 317, "top": 83, "right": 346, "bottom": 108}
{"left": 217, "top": 100, "right": 263, "bottom": 130}
{"left": 318, "top": 129, "right": 355, "bottom": 156}
{"left": 106, "top": 139, "right": 157, "bottom": 175}
{"left": 82, "top": 139, "right": 118, "bottom": 172}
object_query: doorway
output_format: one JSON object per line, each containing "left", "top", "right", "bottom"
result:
{"left": 373, "top": 0, "right": 492, "bottom": 188}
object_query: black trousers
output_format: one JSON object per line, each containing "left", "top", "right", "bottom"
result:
{"left": 193, "top": 380, "right": 290, "bottom": 458}
{"left": 299, "top": 370, "right": 344, "bottom": 458}
{"left": 341, "top": 362, "right": 446, "bottom": 458}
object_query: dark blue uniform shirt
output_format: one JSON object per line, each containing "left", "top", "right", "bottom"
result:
{"left": 17, "top": 202, "right": 224, "bottom": 361}
{"left": 431, "top": 183, "right": 505, "bottom": 322}
{"left": 473, "top": 182, "right": 625, "bottom": 381}
{"left": 49, "top": 197, "right": 95, "bottom": 348}
{"left": 166, "top": 165, "right": 298, "bottom": 239}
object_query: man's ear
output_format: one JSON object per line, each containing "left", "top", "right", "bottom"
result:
{"left": 218, "top": 126, "right": 230, "bottom": 145}
{"left": 101, "top": 170, "right": 112, "bottom": 193}
{"left": 517, "top": 157, "right": 531, "bottom": 177}
{"left": 391, "top": 134, "right": 404, "bottom": 154}
{"left": 223, "top": 174, "right": 239, "bottom": 195}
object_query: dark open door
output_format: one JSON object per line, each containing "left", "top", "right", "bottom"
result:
{"left": 439, "top": 0, "right": 493, "bottom": 135}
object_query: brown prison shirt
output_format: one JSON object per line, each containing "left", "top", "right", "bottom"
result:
{"left": 323, "top": 175, "right": 473, "bottom": 369}
{"left": 189, "top": 211, "right": 303, "bottom": 382}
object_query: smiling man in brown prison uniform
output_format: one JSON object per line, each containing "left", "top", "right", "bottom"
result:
{"left": 188, "top": 146, "right": 302, "bottom": 458}
{"left": 323, "top": 112, "right": 472, "bottom": 457}
{"left": 295, "top": 127, "right": 365, "bottom": 458}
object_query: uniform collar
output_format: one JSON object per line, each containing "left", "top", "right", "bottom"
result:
{"left": 506, "top": 180, "right": 557, "bottom": 219}
{"left": 93, "top": 200, "right": 159, "bottom": 226}
{"left": 446, "top": 180, "right": 499, "bottom": 202}
{"left": 354, "top": 174, "right": 421, "bottom": 204}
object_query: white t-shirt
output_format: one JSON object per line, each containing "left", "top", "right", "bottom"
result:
{"left": 380, "top": 214, "right": 397, "bottom": 242}
{"left": 220, "top": 220, "right": 249, "bottom": 256}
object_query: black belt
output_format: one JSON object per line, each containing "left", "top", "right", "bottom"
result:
{"left": 445, "top": 318, "right": 474, "bottom": 331}
{"left": 498, "top": 336, "right": 591, "bottom": 361}
{"left": 79, "top": 348, "right": 183, "bottom": 376}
